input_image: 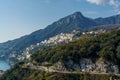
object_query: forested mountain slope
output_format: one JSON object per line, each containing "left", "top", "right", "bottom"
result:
{"left": 2, "top": 29, "right": 120, "bottom": 80}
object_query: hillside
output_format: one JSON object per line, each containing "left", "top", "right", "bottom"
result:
{"left": 0, "top": 12, "right": 120, "bottom": 64}
{"left": 1, "top": 29, "right": 120, "bottom": 80}
{"left": 8, "top": 30, "right": 81, "bottom": 65}
{"left": 29, "top": 29, "right": 120, "bottom": 73}
{"left": 12, "top": 25, "right": 120, "bottom": 65}
{"left": 0, "top": 12, "right": 96, "bottom": 60}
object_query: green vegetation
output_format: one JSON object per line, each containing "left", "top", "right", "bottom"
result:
{"left": 31, "top": 29, "right": 120, "bottom": 67}
{"left": 0, "top": 63, "right": 111, "bottom": 80}
{"left": 0, "top": 29, "right": 120, "bottom": 80}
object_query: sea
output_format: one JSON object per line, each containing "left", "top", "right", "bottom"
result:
{"left": 0, "top": 59, "right": 10, "bottom": 71}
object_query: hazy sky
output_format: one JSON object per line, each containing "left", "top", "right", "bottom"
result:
{"left": 0, "top": 0, "right": 120, "bottom": 43}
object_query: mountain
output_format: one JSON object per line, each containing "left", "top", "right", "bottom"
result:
{"left": 1, "top": 29, "right": 120, "bottom": 80}
{"left": 95, "top": 14, "right": 120, "bottom": 25}
{"left": 0, "top": 12, "right": 120, "bottom": 62}
{"left": 0, "top": 12, "right": 96, "bottom": 59}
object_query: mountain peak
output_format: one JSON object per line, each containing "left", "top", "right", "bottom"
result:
{"left": 70, "top": 12, "right": 84, "bottom": 19}
{"left": 73, "top": 12, "right": 83, "bottom": 15}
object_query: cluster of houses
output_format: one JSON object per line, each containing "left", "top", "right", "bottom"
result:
{"left": 16, "top": 32, "right": 75, "bottom": 61}
{"left": 82, "top": 29, "right": 106, "bottom": 35}
{"left": 40, "top": 33, "right": 74, "bottom": 45}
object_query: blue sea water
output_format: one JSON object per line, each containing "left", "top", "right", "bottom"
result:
{"left": 0, "top": 59, "right": 10, "bottom": 71}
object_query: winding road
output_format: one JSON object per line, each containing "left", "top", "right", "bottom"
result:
{"left": 22, "top": 65, "right": 120, "bottom": 77}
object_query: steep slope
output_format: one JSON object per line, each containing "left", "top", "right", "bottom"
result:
{"left": 1, "top": 29, "right": 120, "bottom": 80}
{"left": 30, "top": 29, "right": 120, "bottom": 73}
{"left": 17, "top": 31, "right": 78, "bottom": 62}
{"left": 0, "top": 12, "right": 97, "bottom": 60}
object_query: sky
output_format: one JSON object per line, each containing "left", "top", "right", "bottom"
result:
{"left": 0, "top": 0, "right": 120, "bottom": 43}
